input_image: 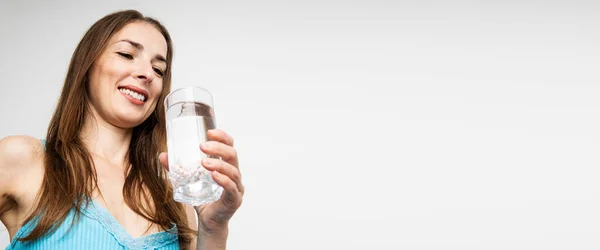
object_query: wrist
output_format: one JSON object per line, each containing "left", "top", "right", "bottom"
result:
{"left": 196, "top": 212, "right": 230, "bottom": 235}
{"left": 197, "top": 226, "right": 228, "bottom": 250}
{"left": 198, "top": 224, "right": 229, "bottom": 237}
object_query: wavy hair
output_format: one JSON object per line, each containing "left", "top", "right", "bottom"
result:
{"left": 19, "top": 9, "right": 195, "bottom": 248}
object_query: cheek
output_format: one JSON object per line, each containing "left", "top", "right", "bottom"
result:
{"left": 87, "top": 69, "right": 107, "bottom": 100}
{"left": 97, "top": 57, "right": 131, "bottom": 83}
{"left": 89, "top": 62, "right": 123, "bottom": 89}
{"left": 152, "top": 82, "right": 164, "bottom": 101}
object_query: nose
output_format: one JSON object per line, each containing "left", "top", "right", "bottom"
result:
{"left": 134, "top": 61, "right": 155, "bottom": 83}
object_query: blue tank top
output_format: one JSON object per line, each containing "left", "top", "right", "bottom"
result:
{"left": 5, "top": 140, "right": 180, "bottom": 249}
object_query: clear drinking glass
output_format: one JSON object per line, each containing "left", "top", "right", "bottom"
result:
{"left": 164, "top": 86, "right": 223, "bottom": 206}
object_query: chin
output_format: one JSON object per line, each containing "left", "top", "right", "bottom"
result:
{"left": 113, "top": 119, "right": 144, "bottom": 129}
{"left": 114, "top": 113, "right": 151, "bottom": 129}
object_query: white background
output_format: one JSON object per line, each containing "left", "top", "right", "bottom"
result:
{"left": 1, "top": 0, "right": 599, "bottom": 249}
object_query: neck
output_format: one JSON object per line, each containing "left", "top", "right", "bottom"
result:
{"left": 80, "top": 108, "right": 132, "bottom": 166}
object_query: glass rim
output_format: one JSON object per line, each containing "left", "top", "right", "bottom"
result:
{"left": 164, "top": 85, "right": 214, "bottom": 107}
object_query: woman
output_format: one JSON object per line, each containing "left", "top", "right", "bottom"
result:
{"left": 0, "top": 9, "right": 243, "bottom": 250}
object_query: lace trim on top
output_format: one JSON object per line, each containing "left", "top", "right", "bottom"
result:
{"left": 81, "top": 200, "right": 178, "bottom": 249}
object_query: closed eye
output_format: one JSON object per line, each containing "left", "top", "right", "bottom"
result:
{"left": 117, "top": 52, "right": 133, "bottom": 59}
{"left": 153, "top": 67, "right": 164, "bottom": 77}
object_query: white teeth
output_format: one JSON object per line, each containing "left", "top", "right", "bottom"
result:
{"left": 119, "top": 88, "right": 146, "bottom": 102}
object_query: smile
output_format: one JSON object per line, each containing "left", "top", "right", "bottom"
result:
{"left": 118, "top": 87, "right": 147, "bottom": 102}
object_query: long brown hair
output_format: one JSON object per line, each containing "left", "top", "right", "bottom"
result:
{"left": 19, "top": 9, "right": 195, "bottom": 247}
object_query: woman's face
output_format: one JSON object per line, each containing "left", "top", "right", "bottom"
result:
{"left": 87, "top": 21, "right": 168, "bottom": 129}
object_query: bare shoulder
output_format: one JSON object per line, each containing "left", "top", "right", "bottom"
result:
{"left": 0, "top": 135, "right": 44, "bottom": 193}
{"left": 0, "top": 135, "right": 44, "bottom": 236}
{"left": 0, "top": 135, "right": 44, "bottom": 166}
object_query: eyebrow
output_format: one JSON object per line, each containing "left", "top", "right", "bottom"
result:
{"left": 118, "top": 39, "right": 167, "bottom": 63}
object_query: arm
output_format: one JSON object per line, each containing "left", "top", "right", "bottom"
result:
{"left": 185, "top": 205, "right": 228, "bottom": 250}
{"left": 185, "top": 205, "right": 199, "bottom": 249}
{"left": 0, "top": 136, "right": 42, "bottom": 219}
{"left": 195, "top": 229, "right": 228, "bottom": 250}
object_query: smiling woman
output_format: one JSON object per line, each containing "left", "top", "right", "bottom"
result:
{"left": 0, "top": 9, "right": 243, "bottom": 250}
{"left": 86, "top": 21, "right": 167, "bottom": 129}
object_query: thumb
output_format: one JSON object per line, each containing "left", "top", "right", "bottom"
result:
{"left": 158, "top": 152, "right": 169, "bottom": 171}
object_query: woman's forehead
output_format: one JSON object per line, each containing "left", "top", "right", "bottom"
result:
{"left": 109, "top": 22, "right": 168, "bottom": 58}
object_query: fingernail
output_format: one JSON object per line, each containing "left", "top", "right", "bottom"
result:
{"left": 203, "top": 158, "right": 212, "bottom": 166}
{"left": 202, "top": 142, "right": 211, "bottom": 149}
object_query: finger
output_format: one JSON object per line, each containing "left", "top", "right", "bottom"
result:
{"left": 200, "top": 141, "right": 239, "bottom": 167}
{"left": 212, "top": 171, "right": 243, "bottom": 213}
{"left": 207, "top": 129, "right": 234, "bottom": 147}
{"left": 159, "top": 152, "right": 169, "bottom": 171}
{"left": 202, "top": 158, "right": 244, "bottom": 194}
